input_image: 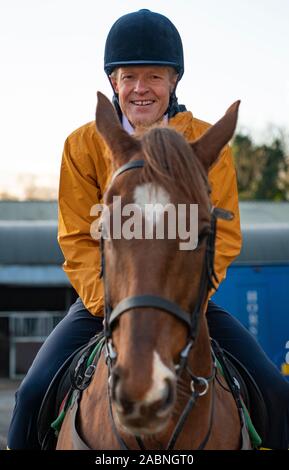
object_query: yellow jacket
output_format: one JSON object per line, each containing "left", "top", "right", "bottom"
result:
{"left": 58, "top": 111, "right": 242, "bottom": 316}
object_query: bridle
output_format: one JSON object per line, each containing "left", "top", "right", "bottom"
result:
{"left": 97, "top": 158, "right": 234, "bottom": 450}
{"left": 101, "top": 159, "right": 233, "bottom": 364}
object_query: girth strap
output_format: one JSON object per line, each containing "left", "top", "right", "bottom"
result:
{"left": 70, "top": 391, "right": 91, "bottom": 450}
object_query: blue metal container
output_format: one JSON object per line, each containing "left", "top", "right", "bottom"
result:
{"left": 212, "top": 202, "right": 289, "bottom": 379}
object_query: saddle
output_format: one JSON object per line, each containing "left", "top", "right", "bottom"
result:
{"left": 37, "top": 333, "right": 105, "bottom": 450}
{"left": 37, "top": 335, "right": 268, "bottom": 450}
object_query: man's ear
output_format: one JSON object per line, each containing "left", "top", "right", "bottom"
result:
{"left": 191, "top": 100, "right": 240, "bottom": 172}
{"left": 95, "top": 91, "right": 140, "bottom": 167}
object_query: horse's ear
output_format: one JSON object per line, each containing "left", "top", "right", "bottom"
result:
{"left": 191, "top": 100, "right": 240, "bottom": 172}
{"left": 95, "top": 92, "right": 140, "bottom": 167}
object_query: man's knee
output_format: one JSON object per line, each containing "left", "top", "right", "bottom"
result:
{"left": 15, "top": 375, "right": 46, "bottom": 410}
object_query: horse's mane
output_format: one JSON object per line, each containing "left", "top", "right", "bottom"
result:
{"left": 140, "top": 127, "right": 210, "bottom": 203}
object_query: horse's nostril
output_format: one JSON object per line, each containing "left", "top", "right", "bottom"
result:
{"left": 165, "top": 379, "right": 175, "bottom": 405}
{"left": 119, "top": 396, "right": 135, "bottom": 415}
{"left": 114, "top": 389, "right": 136, "bottom": 415}
{"left": 111, "top": 368, "right": 136, "bottom": 415}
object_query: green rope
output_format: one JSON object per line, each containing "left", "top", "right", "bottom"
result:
{"left": 87, "top": 336, "right": 105, "bottom": 367}
{"left": 240, "top": 397, "right": 262, "bottom": 448}
{"left": 51, "top": 406, "right": 69, "bottom": 436}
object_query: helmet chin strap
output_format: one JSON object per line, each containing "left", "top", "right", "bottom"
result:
{"left": 166, "top": 77, "right": 187, "bottom": 117}
{"left": 111, "top": 94, "right": 123, "bottom": 122}
{"left": 106, "top": 76, "right": 122, "bottom": 122}
{"left": 167, "top": 90, "right": 187, "bottom": 118}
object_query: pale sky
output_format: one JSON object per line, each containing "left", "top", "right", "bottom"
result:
{"left": 0, "top": 0, "right": 289, "bottom": 196}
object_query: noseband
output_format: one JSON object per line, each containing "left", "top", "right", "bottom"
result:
{"left": 99, "top": 158, "right": 234, "bottom": 450}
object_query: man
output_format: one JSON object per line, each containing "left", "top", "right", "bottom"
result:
{"left": 8, "top": 9, "right": 289, "bottom": 449}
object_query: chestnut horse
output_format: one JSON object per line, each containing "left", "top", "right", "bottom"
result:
{"left": 56, "top": 92, "right": 248, "bottom": 450}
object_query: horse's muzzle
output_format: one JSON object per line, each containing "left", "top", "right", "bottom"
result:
{"left": 110, "top": 367, "right": 176, "bottom": 434}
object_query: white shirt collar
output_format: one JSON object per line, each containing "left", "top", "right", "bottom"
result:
{"left": 122, "top": 114, "right": 168, "bottom": 135}
{"left": 122, "top": 115, "right": 135, "bottom": 135}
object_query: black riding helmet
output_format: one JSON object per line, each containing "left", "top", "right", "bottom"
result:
{"left": 104, "top": 9, "right": 186, "bottom": 119}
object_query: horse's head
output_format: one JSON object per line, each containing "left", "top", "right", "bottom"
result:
{"left": 95, "top": 92, "right": 239, "bottom": 436}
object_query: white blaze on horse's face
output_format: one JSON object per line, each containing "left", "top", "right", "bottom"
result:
{"left": 134, "top": 183, "right": 171, "bottom": 228}
{"left": 144, "top": 351, "right": 175, "bottom": 409}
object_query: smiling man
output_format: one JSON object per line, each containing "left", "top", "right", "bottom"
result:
{"left": 110, "top": 66, "right": 178, "bottom": 128}
{"left": 7, "top": 8, "right": 289, "bottom": 450}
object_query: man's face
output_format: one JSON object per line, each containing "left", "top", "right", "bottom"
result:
{"left": 110, "top": 66, "right": 178, "bottom": 128}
